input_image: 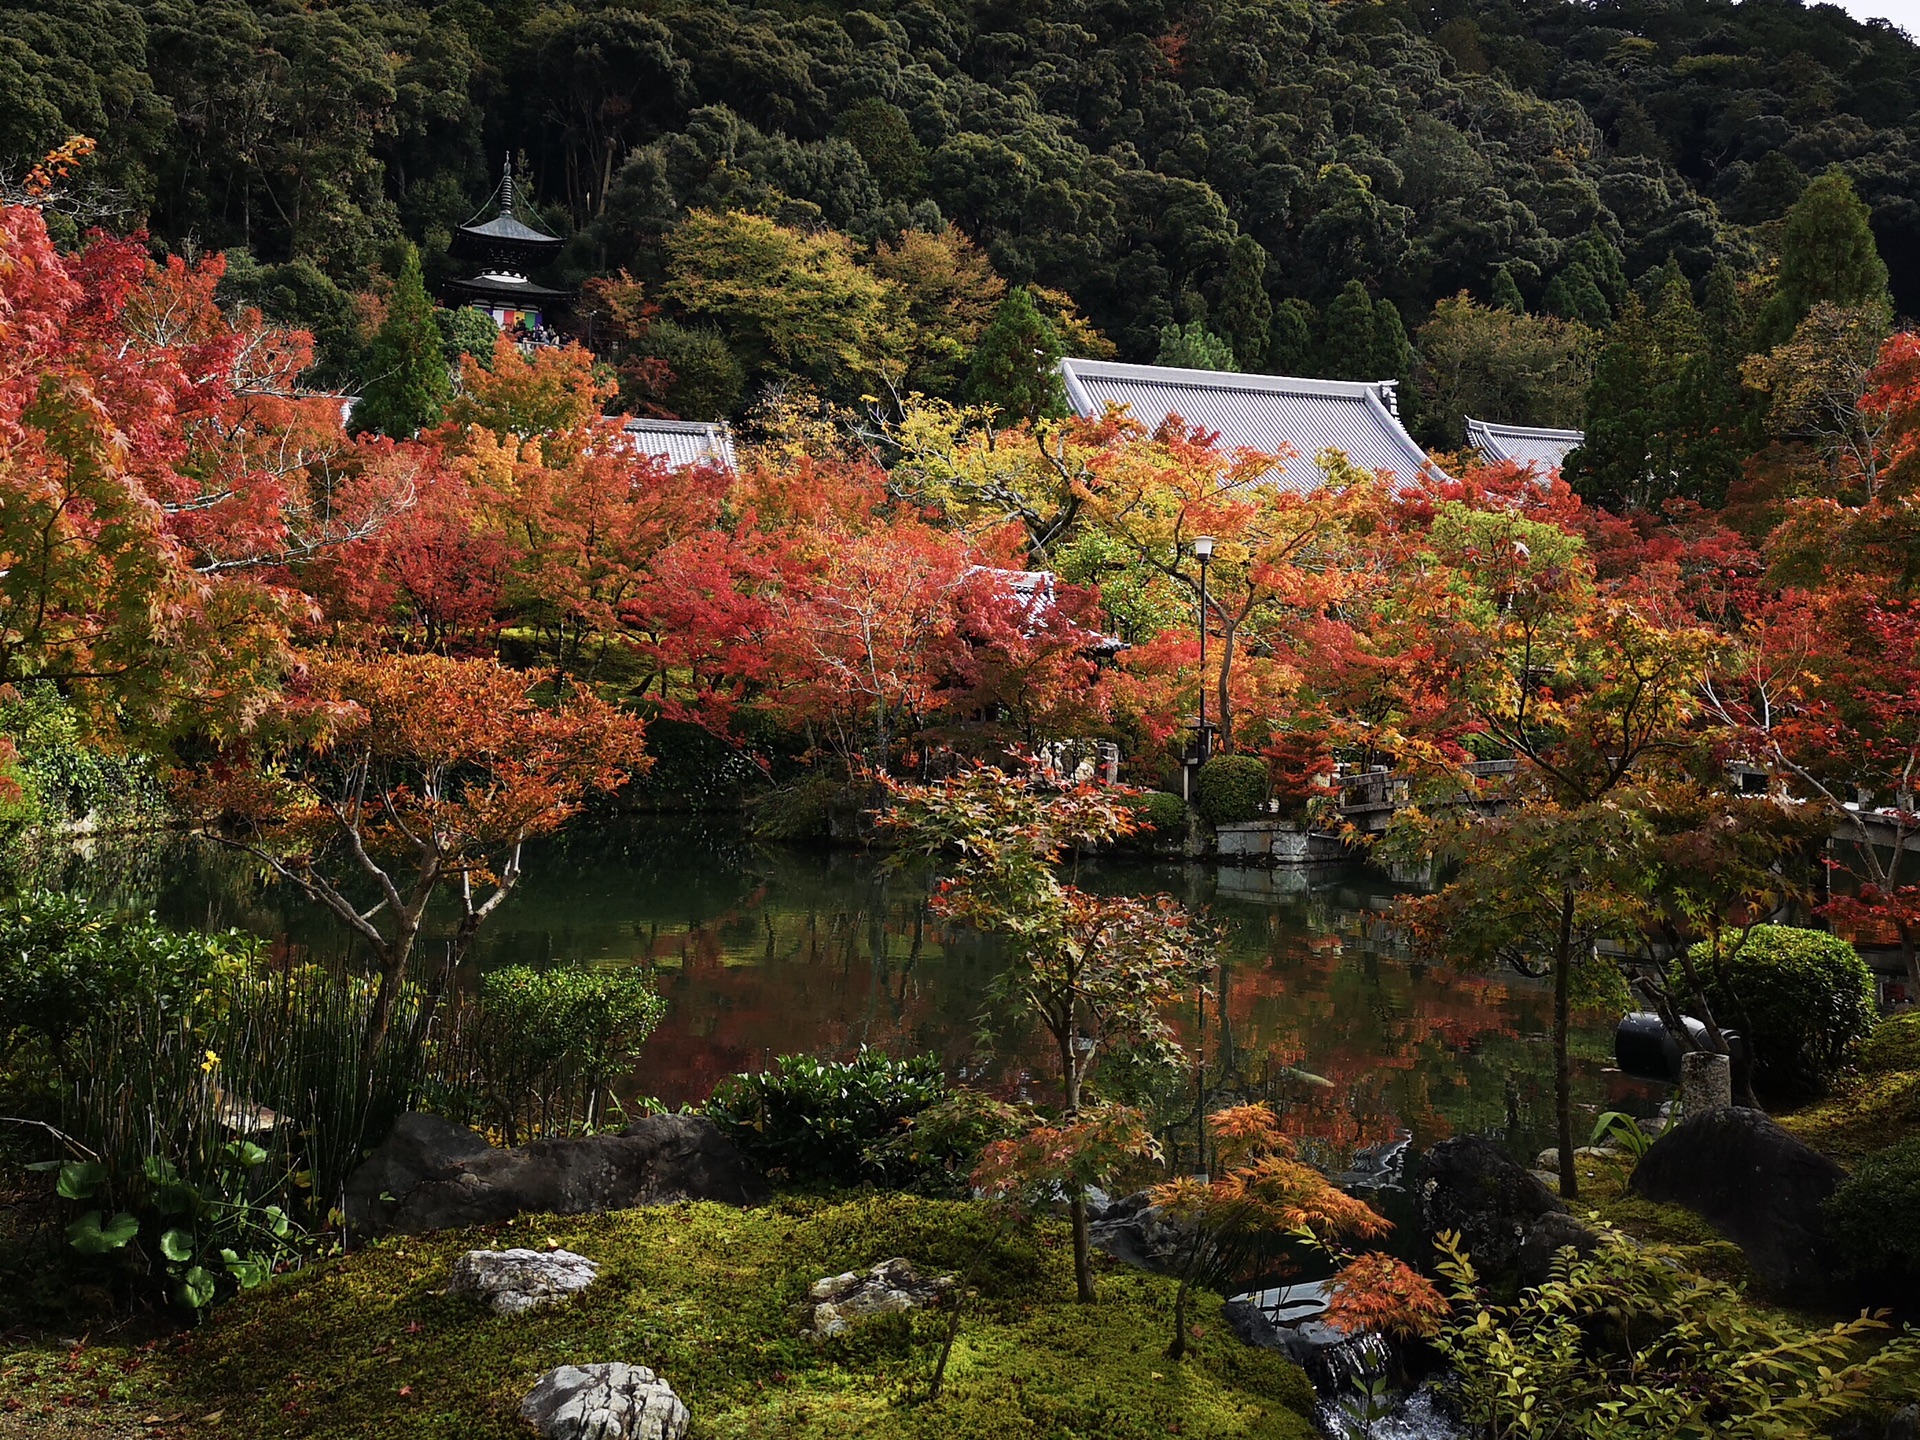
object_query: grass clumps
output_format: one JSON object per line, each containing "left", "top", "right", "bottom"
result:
{"left": 26, "top": 1194, "right": 1316, "bottom": 1440}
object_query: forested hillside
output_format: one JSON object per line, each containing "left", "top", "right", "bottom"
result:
{"left": 5, "top": 0, "right": 1918, "bottom": 441}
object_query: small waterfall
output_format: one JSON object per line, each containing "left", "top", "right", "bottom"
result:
{"left": 1314, "top": 1330, "right": 1393, "bottom": 1393}
{"left": 1312, "top": 1332, "right": 1465, "bottom": 1440}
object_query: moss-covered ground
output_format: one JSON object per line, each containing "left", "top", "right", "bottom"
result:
{"left": 1781, "top": 1012, "right": 1920, "bottom": 1165}
{"left": 0, "top": 1193, "right": 1319, "bottom": 1440}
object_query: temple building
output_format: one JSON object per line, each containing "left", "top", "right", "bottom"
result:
{"left": 1465, "top": 418, "right": 1584, "bottom": 474}
{"left": 1057, "top": 357, "right": 1442, "bottom": 492}
{"left": 619, "top": 417, "right": 739, "bottom": 471}
{"left": 444, "top": 160, "right": 570, "bottom": 335}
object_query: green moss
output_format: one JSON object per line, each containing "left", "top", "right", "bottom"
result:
{"left": 1574, "top": 1153, "right": 1752, "bottom": 1283}
{"left": 1859, "top": 1012, "right": 1920, "bottom": 1076}
{"left": 1781, "top": 1067, "right": 1920, "bottom": 1164}
{"left": 6, "top": 1195, "right": 1317, "bottom": 1440}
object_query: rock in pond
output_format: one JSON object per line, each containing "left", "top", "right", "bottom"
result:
{"left": 520, "top": 1363, "right": 689, "bottom": 1440}
{"left": 1088, "top": 1190, "right": 1196, "bottom": 1274}
{"left": 807, "top": 1258, "right": 953, "bottom": 1338}
{"left": 345, "top": 1112, "right": 770, "bottom": 1236}
{"left": 451, "top": 1248, "right": 599, "bottom": 1316}
{"left": 1413, "top": 1135, "right": 1565, "bottom": 1287}
{"left": 1628, "top": 1105, "right": 1843, "bottom": 1302}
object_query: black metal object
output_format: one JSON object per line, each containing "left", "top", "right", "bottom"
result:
{"left": 1615, "top": 1011, "right": 1747, "bottom": 1084}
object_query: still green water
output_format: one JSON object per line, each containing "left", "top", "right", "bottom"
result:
{"left": 73, "top": 817, "right": 1641, "bottom": 1167}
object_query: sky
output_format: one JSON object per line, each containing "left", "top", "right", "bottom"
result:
{"left": 1829, "top": 0, "right": 1920, "bottom": 33}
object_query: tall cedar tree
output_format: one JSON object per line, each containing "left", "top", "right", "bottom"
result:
{"left": 965, "top": 286, "right": 1066, "bottom": 421}
{"left": 354, "top": 245, "right": 452, "bottom": 439}
{"left": 1764, "top": 170, "right": 1891, "bottom": 345}
{"left": 1215, "top": 236, "right": 1273, "bottom": 370}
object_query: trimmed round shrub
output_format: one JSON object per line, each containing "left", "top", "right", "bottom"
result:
{"left": 1825, "top": 1137, "right": 1920, "bottom": 1291}
{"left": 1119, "top": 789, "right": 1188, "bottom": 837}
{"left": 1858, "top": 1012, "right": 1920, "bottom": 1075}
{"left": 1677, "top": 926, "right": 1877, "bottom": 1104}
{"left": 1194, "top": 754, "right": 1269, "bottom": 825}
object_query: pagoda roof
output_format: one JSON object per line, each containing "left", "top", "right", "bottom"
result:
{"left": 1058, "top": 357, "right": 1444, "bottom": 492}
{"left": 1466, "top": 418, "right": 1584, "bottom": 473}
{"left": 451, "top": 160, "right": 565, "bottom": 263}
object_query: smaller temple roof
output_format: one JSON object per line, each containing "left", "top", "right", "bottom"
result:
{"left": 1057, "top": 358, "right": 1441, "bottom": 493}
{"left": 1466, "top": 418, "right": 1584, "bottom": 473}
{"left": 443, "top": 272, "right": 571, "bottom": 305}
{"left": 620, "top": 417, "right": 738, "bottom": 471}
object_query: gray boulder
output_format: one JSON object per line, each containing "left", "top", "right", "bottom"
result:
{"left": 1089, "top": 1193, "right": 1196, "bottom": 1274}
{"left": 450, "top": 1248, "right": 599, "bottom": 1315}
{"left": 806, "top": 1258, "right": 953, "bottom": 1338}
{"left": 346, "top": 1112, "right": 770, "bottom": 1236}
{"left": 1517, "top": 1212, "right": 1602, "bottom": 1289}
{"left": 1413, "top": 1135, "right": 1566, "bottom": 1287}
{"left": 520, "top": 1363, "right": 689, "bottom": 1440}
{"left": 1629, "top": 1106, "right": 1843, "bottom": 1302}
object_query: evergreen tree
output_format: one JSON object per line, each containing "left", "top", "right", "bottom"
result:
{"left": 1155, "top": 319, "right": 1236, "bottom": 371}
{"left": 1215, "top": 236, "right": 1273, "bottom": 370}
{"left": 1267, "top": 299, "right": 1316, "bottom": 374}
{"left": 1321, "top": 280, "right": 1380, "bottom": 379}
{"left": 964, "top": 286, "right": 1066, "bottom": 421}
{"left": 1546, "top": 264, "right": 1607, "bottom": 326}
{"left": 1372, "top": 297, "right": 1413, "bottom": 382}
{"left": 353, "top": 245, "right": 453, "bottom": 439}
{"left": 1581, "top": 236, "right": 1628, "bottom": 313}
{"left": 1700, "top": 262, "right": 1745, "bottom": 348}
{"left": 1566, "top": 271, "right": 1747, "bottom": 512}
{"left": 1490, "top": 265, "right": 1526, "bottom": 314}
{"left": 1763, "top": 169, "right": 1891, "bottom": 344}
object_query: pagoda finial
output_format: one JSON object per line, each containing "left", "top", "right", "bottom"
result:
{"left": 501, "top": 156, "right": 515, "bottom": 215}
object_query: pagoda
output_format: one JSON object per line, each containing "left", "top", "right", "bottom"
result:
{"left": 444, "top": 159, "right": 570, "bottom": 335}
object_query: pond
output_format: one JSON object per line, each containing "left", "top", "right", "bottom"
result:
{"left": 69, "top": 817, "right": 1649, "bottom": 1170}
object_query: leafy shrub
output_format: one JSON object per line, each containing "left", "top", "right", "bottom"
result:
{"left": 0, "top": 684, "right": 164, "bottom": 833}
{"left": 1859, "top": 1012, "right": 1920, "bottom": 1075}
{"left": 752, "top": 775, "right": 847, "bottom": 840}
{"left": 1194, "top": 754, "right": 1269, "bottom": 825}
{"left": 1118, "top": 789, "right": 1188, "bottom": 838}
{"left": 1825, "top": 1137, "right": 1920, "bottom": 1293}
{"left": 1677, "top": 925, "right": 1877, "bottom": 1103}
{"left": 629, "top": 717, "right": 762, "bottom": 810}
{"left": 1434, "top": 1223, "right": 1920, "bottom": 1436}
{"left": 862, "top": 1088, "right": 1027, "bottom": 1196}
{"left": 434, "top": 965, "right": 666, "bottom": 1144}
{"left": 706, "top": 1049, "right": 948, "bottom": 1187}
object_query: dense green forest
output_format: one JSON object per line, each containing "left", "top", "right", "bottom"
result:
{"left": 8, "top": 0, "right": 1918, "bottom": 438}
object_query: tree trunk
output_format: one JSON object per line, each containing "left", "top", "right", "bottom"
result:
{"left": 1554, "top": 887, "right": 1578, "bottom": 1200}
{"left": 1060, "top": 1029, "right": 1095, "bottom": 1304}
{"left": 1167, "top": 1272, "right": 1192, "bottom": 1361}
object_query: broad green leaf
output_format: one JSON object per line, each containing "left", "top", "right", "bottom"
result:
{"left": 159, "top": 1227, "right": 194, "bottom": 1263}
{"left": 56, "top": 1161, "right": 107, "bottom": 1200}
{"left": 176, "top": 1265, "right": 217, "bottom": 1311}
{"left": 141, "top": 1155, "right": 181, "bottom": 1187}
{"left": 67, "top": 1210, "right": 139, "bottom": 1254}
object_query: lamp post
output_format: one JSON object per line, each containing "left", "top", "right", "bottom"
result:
{"left": 1194, "top": 536, "right": 1215, "bottom": 762}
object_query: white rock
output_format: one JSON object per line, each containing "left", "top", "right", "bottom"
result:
{"left": 451, "top": 1248, "right": 599, "bottom": 1316}
{"left": 806, "top": 1257, "right": 952, "bottom": 1338}
{"left": 520, "top": 1363, "right": 689, "bottom": 1440}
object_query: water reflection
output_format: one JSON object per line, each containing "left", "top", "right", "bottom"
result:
{"left": 67, "top": 817, "right": 1642, "bottom": 1165}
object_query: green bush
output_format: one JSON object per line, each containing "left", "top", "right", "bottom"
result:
{"left": 1434, "top": 1223, "right": 1920, "bottom": 1435}
{"left": 0, "top": 684, "right": 164, "bottom": 835}
{"left": 1859, "top": 1012, "right": 1920, "bottom": 1075}
{"left": 1825, "top": 1137, "right": 1920, "bottom": 1293}
{"left": 706, "top": 1049, "right": 948, "bottom": 1187}
{"left": 1119, "top": 789, "right": 1188, "bottom": 838}
{"left": 1194, "top": 753, "right": 1269, "bottom": 825}
{"left": 435, "top": 965, "right": 667, "bottom": 1144}
{"left": 862, "top": 1088, "right": 1027, "bottom": 1196}
{"left": 1677, "top": 925, "right": 1877, "bottom": 1103}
